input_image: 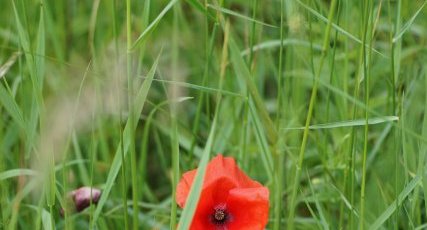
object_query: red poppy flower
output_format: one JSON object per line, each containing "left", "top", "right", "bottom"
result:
{"left": 176, "top": 154, "right": 269, "bottom": 230}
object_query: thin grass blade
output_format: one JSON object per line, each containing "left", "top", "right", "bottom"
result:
{"left": 207, "top": 4, "right": 277, "bottom": 28}
{"left": 0, "top": 169, "right": 38, "bottom": 181}
{"left": 132, "top": 0, "right": 178, "bottom": 50}
{"left": 177, "top": 114, "right": 218, "bottom": 230}
{"left": 240, "top": 39, "right": 322, "bottom": 57}
{"left": 393, "top": 1, "right": 427, "bottom": 43}
{"left": 283, "top": 116, "right": 399, "bottom": 130}
{"left": 228, "top": 37, "right": 277, "bottom": 144}
{"left": 185, "top": 0, "right": 215, "bottom": 21}
{"left": 369, "top": 175, "right": 421, "bottom": 230}
{"left": 0, "top": 84, "right": 25, "bottom": 129}
{"left": 0, "top": 52, "right": 21, "bottom": 79}
{"left": 296, "top": 0, "right": 387, "bottom": 58}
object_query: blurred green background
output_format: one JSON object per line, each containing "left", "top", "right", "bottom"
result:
{"left": 1, "top": 0, "right": 427, "bottom": 229}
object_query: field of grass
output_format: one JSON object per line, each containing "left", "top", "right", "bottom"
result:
{"left": 1, "top": 0, "right": 427, "bottom": 229}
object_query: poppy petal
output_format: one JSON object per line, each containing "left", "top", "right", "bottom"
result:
{"left": 176, "top": 154, "right": 264, "bottom": 207}
{"left": 226, "top": 187, "right": 270, "bottom": 230}
{"left": 203, "top": 155, "right": 262, "bottom": 189}
{"left": 176, "top": 169, "right": 197, "bottom": 208}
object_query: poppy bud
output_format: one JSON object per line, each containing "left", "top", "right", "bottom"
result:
{"left": 71, "top": 186, "right": 101, "bottom": 212}
{"left": 60, "top": 186, "right": 101, "bottom": 216}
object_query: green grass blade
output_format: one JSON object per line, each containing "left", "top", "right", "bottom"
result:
{"left": 0, "top": 52, "right": 21, "bottom": 79}
{"left": 26, "top": 205, "right": 53, "bottom": 230}
{"left": 185, "top": 0, "right": 215, "bottom": 21}
{"left": 282, "top": 116, "right": 399, "bottom": 130}
{"left": 369, "top": 175, "right": 422, "bottom": 230}
{"left": 131, "top": 0, "right": 178, "bottom": 50}
{"left": 0, "top": 83, "right": 25, "bottom": 129}
{"left": 150, "top": 78, "right": 245, "bottom": 98}
{"left": 240, "top": 39, "right": 322, "bottom": 57}
{"left": 170, "top": 115, "right": 180, "bottom": 229}
{"left": 154, "top": 117, "right": 204, "bottom": 158}
{"left": 41, "top": 208, "right": 53, "bottom": 230}
{"left": 177, "top": 112, "right": 218, "bottom": 230}
{"left": 392, "top": 1, "right": 427, "bottom": 43}
{"left": 307, "top": 172, "right": 329, "bottom": 230}
{"left": 280, "top": 73, "right": 427, "bottom": 144}
{"left": 296, "top": 0, "right": 387, "bottom": 58}
{"left": 36, "top": 4, "right": 45, "bottom": 89}
{"left": 207, "top": 4, "right": 278, "bottom": 28}
{"left": 92, "top": 54, "right": 159, "bottom": 224}
{"left": 11, "top": 0, "right": 34, "bottom": 76}
{"left": 177, "top": 18, "right": 226, "bottom": 227}
{"left": 0, "top": 169, "right": 38, "bottom": 181}
{"left": 228, "top": 37, "right": 277, "bottom": 144}
{"left": 248, "top": 98, "right": 273, "bottom": 181}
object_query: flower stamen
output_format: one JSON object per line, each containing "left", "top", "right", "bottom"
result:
{"left": 214, "top": 209, "right": 226, "bottom": 222}
{"left": 211, "top": 204, "right": 229, "bottom": 226}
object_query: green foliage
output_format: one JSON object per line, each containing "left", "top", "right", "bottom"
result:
{"left": 1, "top": 0, "right": 427, "bottom": 229}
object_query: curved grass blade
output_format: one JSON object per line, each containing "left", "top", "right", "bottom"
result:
{"left": 207, "top": 4, "right": 277, "bottom": 28}
{"left": 149, "top": 78, "right": 245, "bottom": 98}
{"left": 0, "top": 169, "right": 38, "bottom": 181}
{"left": 241, "top": 39, "right": 322, "bottom": 57}
{"left": 282, "top": 116, "right": 399, "bottom": 130}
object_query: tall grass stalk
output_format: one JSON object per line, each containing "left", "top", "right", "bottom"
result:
{"left": 387, "top": 0, "right": 399, "bottom": 228}
{"left": 189, "top": 0, "right": 217, "bottom": 160}
{"left": 125, "top": 0, "right": 133, "bottom": 228}
{"left": 274, "top": 0, "right": 285, "bottom": 229}
{"left": 169, "top": 2, "right": 181, "bottom": 229}
{"left": 359, "top": 0, "right": 374, "bottom": 228}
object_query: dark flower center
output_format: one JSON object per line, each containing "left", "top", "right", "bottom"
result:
{"left": 210, "top": 204, "right": 230, "bottom": 226}
{"left": 214, "top": 209, "right": 226, "bottom": 222}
